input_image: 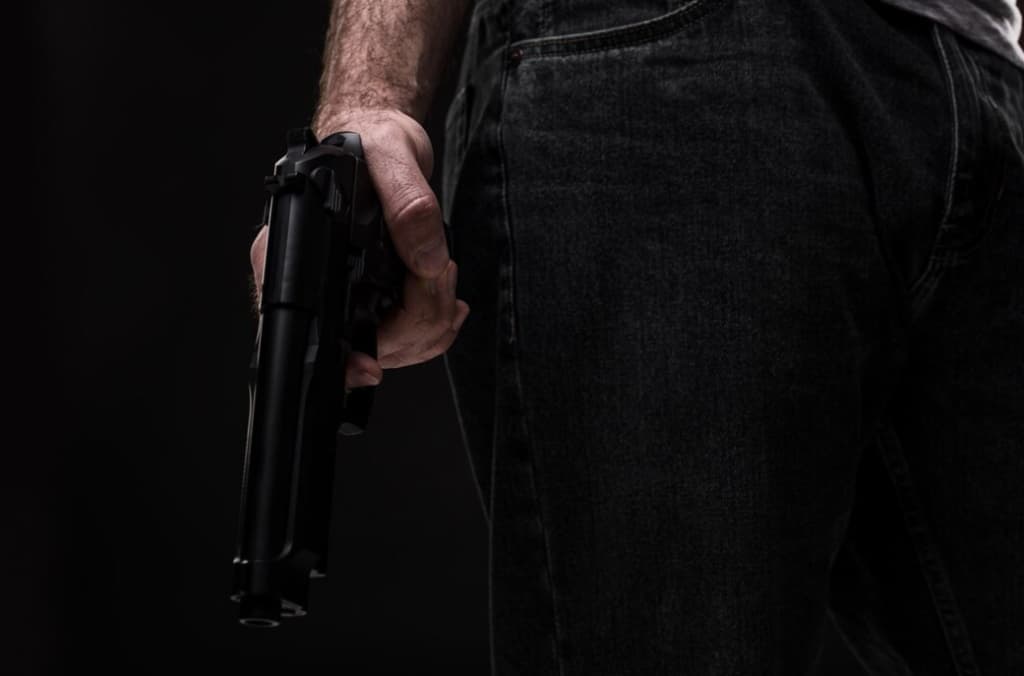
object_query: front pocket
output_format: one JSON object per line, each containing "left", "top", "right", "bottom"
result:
{"left": 508, "top": 0, "right": 728, "bottom": 61}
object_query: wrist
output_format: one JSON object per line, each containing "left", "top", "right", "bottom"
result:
{"left": 310, "top": 105, "right": 435, "bottom": 179}
{"left": 313, "top": 82, "right": 427, "bottom": 134}
{"left": 312, "top": 105, "right": 417, "bottom": 140}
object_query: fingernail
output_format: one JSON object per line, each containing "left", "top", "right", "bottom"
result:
{"left": 358, "top": 371, "right": 381, "bottom": 386}
{"left": 415, "top": 240, "right": 448, "bottom": 276}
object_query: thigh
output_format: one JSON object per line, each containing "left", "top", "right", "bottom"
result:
{"left": 443, "top": 0, "right": 951, "bottom": 673}
{"left": 500, "top": 13, "right": 874, "bottom": 676}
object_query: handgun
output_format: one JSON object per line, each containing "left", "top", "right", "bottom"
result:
{"left": 230, "top": 127, "right": 450, "bottom": 627}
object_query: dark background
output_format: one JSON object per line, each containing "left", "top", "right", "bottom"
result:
{"left": 19, "top": 0, "right": 939, "bottom": 673}
{"left": 25, "top": 2, "right": 488, "bottom": 673}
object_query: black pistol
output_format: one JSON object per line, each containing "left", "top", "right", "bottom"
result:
{"left": 231, "top": 127, "right": 428, "bottom": 627}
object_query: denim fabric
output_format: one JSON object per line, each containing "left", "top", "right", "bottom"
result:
{"left": 440, "top": 0, "right": 1024, "bottom": 673}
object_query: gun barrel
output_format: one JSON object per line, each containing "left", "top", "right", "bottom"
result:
{"left": 232, "top": 128, "right": 404, "bottom": 627}
{"left": 233, "top": 129, "right": 340, "bottom": 626}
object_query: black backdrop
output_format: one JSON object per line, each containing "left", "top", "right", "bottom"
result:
{"left": 24, "top": 1, "right": 867, "bottom": 673}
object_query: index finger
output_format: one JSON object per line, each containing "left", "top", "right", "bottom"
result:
{"left": 360, "top": 122, "right": 450, "bottom": 280}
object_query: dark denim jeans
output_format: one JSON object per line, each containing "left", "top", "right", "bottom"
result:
{"left": 440, "top": 0, "right": 1024, "bottom": 673}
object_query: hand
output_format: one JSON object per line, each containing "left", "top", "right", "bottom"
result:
{"left": 249, "top": 108, "right": 470, "bottom": 391}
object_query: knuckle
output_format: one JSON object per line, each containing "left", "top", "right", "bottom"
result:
{"left": 405, "top": 129, "right": 434, "bottom": 177}
{"left": 433, "top": 320, "right": 453, "bottom": 338}
{"left": 390, "top": 191, "right": 439, "bottom": 231}
{"left": 431, "top": 336, "right": 455, "bottom": 360}
{"left": 426, "top": 328, "right": 457, "bottom": 359}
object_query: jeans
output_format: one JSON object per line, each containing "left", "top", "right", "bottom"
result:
{"left": 439, "top": 0, "right": 1024, "bottom": 673}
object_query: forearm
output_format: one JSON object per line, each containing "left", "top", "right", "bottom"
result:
{"left": 314, "top": 0, "right": 473, "bottom": 135}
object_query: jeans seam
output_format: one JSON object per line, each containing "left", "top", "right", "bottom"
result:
{"left": 908, "top": 25, "right": 959, "bottom": 302}
{"left": 875, "top": 425, "right": 981, "bottom": 675}
{"left": 933, "top": 26, "right": 959, "bottom": 241}
{"left": 508, "top": 0, "right": 725, "bottom": 60}
{"left": 497, "top": 45, "right": 567, "bottom": 676}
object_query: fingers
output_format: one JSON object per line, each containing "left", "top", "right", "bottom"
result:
{"left": 348, "top": 299, "right": 468, "bottom": 385}
{"left": 249, "top": 225, "right": 268, "bottom": 314}
{"left": 250, "top": 225, "right": 268, "bottom": 281}
{"left": 250, "top": 212, "right": 470, "bottom": 392}
{"left": 250, "top": 109, "right": 472, "bottom": 397}
{"left": 357, "top": 120, "right": 450, "bottom": 280}
{"left": 376, "top": 259, "right": 465, "bottom": 369}
{"left": 342, "top": 260, "right": 467, "bottom": 391}
{"left": 344, "top": 350, "right": 384, "bottom": 390}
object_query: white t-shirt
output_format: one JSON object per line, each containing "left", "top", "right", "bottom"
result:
{"left": 879, "top": 0, "right": 1024, "bottom": 71}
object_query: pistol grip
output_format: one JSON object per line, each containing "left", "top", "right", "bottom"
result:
{"left": 337, "top": 220, "right": 452, "bottom": 438}
{"left": 339, "top": 311, "right": 379, "bottom": 436}
{"left": 339, "top": 386, "right": 375, "bottom": 437}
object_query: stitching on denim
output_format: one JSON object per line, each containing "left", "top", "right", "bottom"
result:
{"left": 471, "top": 0, "right": 502, "bottom": 25}
{"left": 442, "top": 88, "right": 470, "bottom": 217}
{"left": 445, "top": 86, "right": 469, "bottom": 132}
{"left": 497, "top": 39, "right": 567, "bottom": 676}
{"left": 909, "top": 26, "right": 960, "bottom": 300}
{"left": 830, "top": 607, "right": 916, "bottom": 676}
{"left": 933, "top": 28, "right": 960, "bottom": 234}
{"left": 876, "top": 426, "right": 981, "bottom": 675}
{"left": 509, "top": 0, "right": 724, "bottom": 60}
{"left": 908, "top": 253, "right": 946, "bottom": 322}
